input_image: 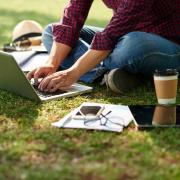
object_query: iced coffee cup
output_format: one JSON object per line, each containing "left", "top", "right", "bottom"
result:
{"left": 152, "top": 105, "right": 176, "bottom": 126}
{"left": 154, "top": 69, "right": 178, "bottom": 105}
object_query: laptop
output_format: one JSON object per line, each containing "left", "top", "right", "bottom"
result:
{"left": 0, "top": 51, "right": 92, "bottom": 102}
{"left": 129, "top": 105, "right": 180, "bottom": 129}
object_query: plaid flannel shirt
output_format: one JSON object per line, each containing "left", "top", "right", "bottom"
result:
{"left": 53, "top": 0, "right": 180, "bottom": 50}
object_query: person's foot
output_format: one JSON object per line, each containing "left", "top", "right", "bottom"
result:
{"left": 104, "top": 68, "right": 143, "bottom": 94}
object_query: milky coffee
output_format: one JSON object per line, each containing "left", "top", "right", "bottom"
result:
{"left": 152, "top": 105, "right": 176, "bottom": 125}
{"left": 154, "top": 69, "right": 178, "bottom": 105}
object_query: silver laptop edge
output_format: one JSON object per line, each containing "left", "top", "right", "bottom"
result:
{"left": 0, "top": 51, "right": 92, "bottom": 102}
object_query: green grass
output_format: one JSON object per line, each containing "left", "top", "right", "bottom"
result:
{"left": 0, "top": 1, "right": 180, "bottom": 180}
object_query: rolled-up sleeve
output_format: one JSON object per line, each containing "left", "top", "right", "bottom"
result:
{"left": 53, "top": 0, "right": 93, "bottom": 47}
{"left": 91, "top": 0, "right": 153, "bottom": 50}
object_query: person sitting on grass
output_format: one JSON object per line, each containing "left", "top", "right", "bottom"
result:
{"left": 27, "top": 0, "right": 180, "bottom": 93}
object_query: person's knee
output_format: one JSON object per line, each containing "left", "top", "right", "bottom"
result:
{"left": 125, "top": 31, "right": 147, "bottom": 38}
{"left": 43, "top": 23, "right": 53, "bottom": 34}
{"left": 42, "top": 24, "right": 53, "bottom": 43}
{"left": 116, "top": 31, "right": 160, "bottom": 56}
{"left": 111, "top": 32, "right": 147, "bottom": 59}
{"left": 41, "top": 24, "right": 54, "bottom": 53}
{"left": 106, "top": 31, "right": 153, "bottom": 70}
{"left": 117, "top": 31, "right": 148, "bottom": 45}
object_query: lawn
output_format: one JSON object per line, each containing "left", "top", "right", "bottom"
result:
{"left": 0, "top": 0, "right": 180, "bottom": 180}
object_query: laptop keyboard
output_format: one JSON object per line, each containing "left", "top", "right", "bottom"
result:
{"left": 32, "top": 84, "right": 67, "bottom": 98}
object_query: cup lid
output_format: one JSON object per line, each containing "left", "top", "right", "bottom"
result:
{"left": 154, "top": 69, "right": 178, "bottom": 76}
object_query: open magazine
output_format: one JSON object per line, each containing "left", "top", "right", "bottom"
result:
{"left": 52, "top": 102, "right": 135, "bottom": 132}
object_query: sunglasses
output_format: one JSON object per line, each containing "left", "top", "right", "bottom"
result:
{"left": 2, "top": 37, "right": 42, "bottom": 52}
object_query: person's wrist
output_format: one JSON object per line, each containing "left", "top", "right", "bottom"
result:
{"left": 69, "top": 66, "right": 81, "bottom": 80}
{"left": 46, "top": 57, "right": 59, "bottom": 71}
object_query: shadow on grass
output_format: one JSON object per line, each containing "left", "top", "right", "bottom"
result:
{"left": 148, "top": 128, "right": 180, "bottom": 154}
{"left": 90, "top": 81, "right": 157, "bottom": 105}
{"left": 0, "top": 90, "right": 40, "bottom": 127}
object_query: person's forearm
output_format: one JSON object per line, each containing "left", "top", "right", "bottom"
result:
{"left": 70, "top": 49, "right": 111, "bottom": 77}
{"left": 46, "top": 41, "right": 72, "bottom": 70}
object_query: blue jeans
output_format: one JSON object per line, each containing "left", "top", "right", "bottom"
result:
{"left": 42, "top": 24, "right": 180, "bottom": 83}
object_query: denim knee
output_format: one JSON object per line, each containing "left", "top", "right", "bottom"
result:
{"left": 104, "top": 31, "right": 147, "bottom": 69}
{"left": 116, "top": 31, "right": 155, "bottom": 50}
{"left": 103, "top": 31, "right": 179, "bottom": 72}
{"left": 42, "top": 24, "right": 53, "bottom": 53}
{"left": 42, "top": 24, "right": 53, "bottom": 41}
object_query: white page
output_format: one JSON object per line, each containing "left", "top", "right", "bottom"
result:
{"left": 11, "top": 51, "right": 36, "bottom": 65}
{"left": 52, "top": 102, "right": 135, "bottom": 132}
{"left": 11, "top": 51, "right": 49, "bottom": 72}
{"left": 20, "top": 53, "right": 49, "bottom": 71}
